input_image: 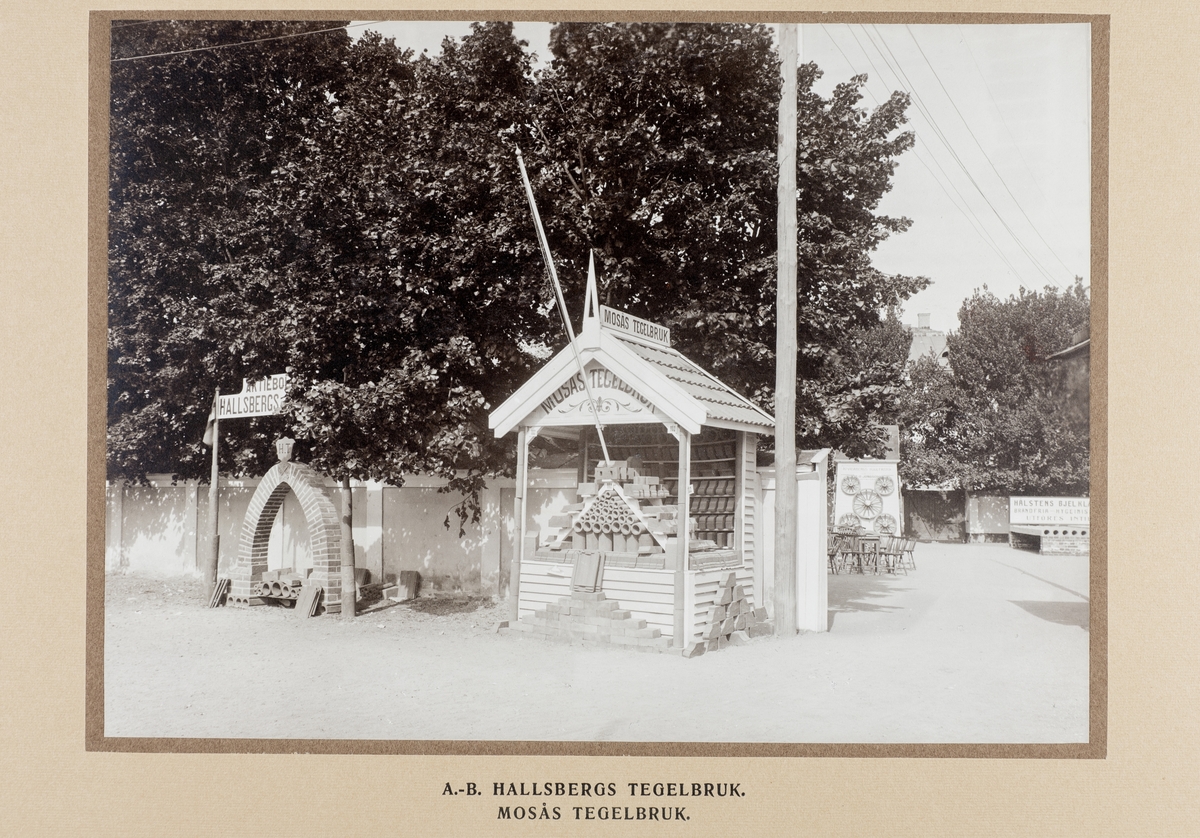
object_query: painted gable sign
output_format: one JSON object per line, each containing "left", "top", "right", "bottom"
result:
{"left": 530, "top": 365, "right": 667, "bottom": 427}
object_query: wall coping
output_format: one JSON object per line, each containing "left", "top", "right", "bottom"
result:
{"left": 110, "top": 467, "right": 580, "bottom": 492}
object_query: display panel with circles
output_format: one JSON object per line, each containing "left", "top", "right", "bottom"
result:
{"left": 832, "top": 461, "right": 901, "bottom": 535}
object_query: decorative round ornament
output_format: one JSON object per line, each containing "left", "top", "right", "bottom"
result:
{"left": 852, "top": 490, "right": 883, "bottom": 519}
{"left": 837, "top": 513, "right": 861, "bottom": 528}
{"left": 873, "top": 513, "right": 898, "bottom": 534}
{"left": 874, "top": 475, "right": 895, "bottom": 496}
{"left": 840, "top": 475, "right": 861, "bottom": 494}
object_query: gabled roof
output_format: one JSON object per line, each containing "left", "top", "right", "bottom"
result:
{"left": 612, "top": 336, "right": 774, "bottom": 432}
{"left": 488, "top": 254, "right": 774, "bottom": 438}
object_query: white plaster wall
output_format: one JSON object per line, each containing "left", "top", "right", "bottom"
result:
{"left": 755, "top": 459, "right": 829, "bottom": 632}
{"left": 107, "top": 468, "right": 577, "bottom": 594}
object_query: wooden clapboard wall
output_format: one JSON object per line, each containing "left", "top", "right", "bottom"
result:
{"left": 688, "top": 565, "right": 755, "bottom": 640}
{"left": 519, "top": 561, "right": 677, "bottom": 637}
{"left": 517, "top": 560, "right": 572, "bottom": 619}
{"left": 601, "top": 566, "right": 675, "bottom": 637}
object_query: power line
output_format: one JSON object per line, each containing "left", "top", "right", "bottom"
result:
{"left": 861, "top": 24, "right": 1061, "bottom": 286}
{"left": 111, "top": 21, "right": 383, "bottom": 63}
{"left": 866, "top": 24, "right": 1061, "bottom": 286}
{"left": 819, "top": 25, "right": 1027, "bottom": 280}
{"left": 842, "top": 23, "right": 1049, "bottom": 284}
{"left": 840, "top": 24, "right": 1023, "bottom": 274}
{"left": 955, "top": 24, "right": 1050, "bottom": 207}
{"left": 111, "top": 20, "right": 172, "bottom": 30}
{"left": 905, "top": 25, "right": 1076, "bottom": 280}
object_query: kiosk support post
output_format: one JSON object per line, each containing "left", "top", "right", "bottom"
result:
{"left": 673, "top": 430, "right": 691, "bottom": 648}
{"left": 510, "top": 426, "right": 529, "bottom": 623}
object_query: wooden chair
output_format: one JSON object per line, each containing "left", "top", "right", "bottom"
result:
{"left": 830, "top": 528, "right": 858, "bottom": 573}
{"left": 827, "top": 532, "right": 842, "bottom": 574}
{"left": 879, "top": 535, "right": 905, "bottom": 575}
{"left": 900, "top": 537, "right": 917, "bottom": 571}
{"left": 855, "top": 536, "right": 880, "bottom": 575}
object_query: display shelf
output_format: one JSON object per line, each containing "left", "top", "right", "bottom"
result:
{"left": 582, "top": 429, "right": 741, "bottom": 554}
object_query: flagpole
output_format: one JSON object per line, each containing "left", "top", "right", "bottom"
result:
{"left": 205, "top": 388, "right": 220, "bottom": 601}
{"left": 514, "top": 147, "right": 613, "bottom": 465}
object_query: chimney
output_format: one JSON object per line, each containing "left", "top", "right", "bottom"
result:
{"left": 917, "top": 313, "right": 931, "bottom": 330}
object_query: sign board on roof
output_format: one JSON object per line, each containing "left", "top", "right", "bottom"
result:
{"left": 599, "top": 305, "right": 670, "bottom": 347}
{"left": 219, "top": 374, "right": 288, "bottom": 419}
{"left": 1009, "top": 496, "right": 1089, "bottom": 526}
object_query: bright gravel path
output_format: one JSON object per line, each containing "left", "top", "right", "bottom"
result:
{"left": 103, "top": 542, "right": 1090, "bottom": 743}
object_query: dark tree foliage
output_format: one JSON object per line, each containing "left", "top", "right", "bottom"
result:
{"left": 236, "top": 23, "right": 551, "bottom": 521}
{"left": 108, "top": 20, "right": 926, "bottom": 522}
{"left": 521, "top": 23, "right": 926, "bottom": 457}
{"left": 108, "top": 20, "right": 354, "bottom": 480}
{"left": 814, "top": 309, "right": 913, "bottom": 448}
{"left": 898, "top": 280, "right": 1091, "bottom": 495}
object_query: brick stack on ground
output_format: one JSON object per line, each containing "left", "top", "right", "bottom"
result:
{"left": 510, "top": 591, "right": 672, "bottom": 653}
{"left": 685, "top": 572, "right": 771, "bottom": 657}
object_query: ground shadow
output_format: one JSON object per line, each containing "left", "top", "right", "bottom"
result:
{"left": 827, "top": 572, "right": 911, "bottom": 630}
{"left": 1010, "top": 600, "right": 1089, "bottom": 630}
{"left": 992, "top": 560, "right": 1088, "bottom": 601}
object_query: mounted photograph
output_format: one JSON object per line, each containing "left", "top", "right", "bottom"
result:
{"left": 97, "top": 16, "right": 1097, "bottom": 748}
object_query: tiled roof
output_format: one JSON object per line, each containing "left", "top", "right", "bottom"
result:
{"left": 615, "top": 336, "right": 774, "bottom": 431}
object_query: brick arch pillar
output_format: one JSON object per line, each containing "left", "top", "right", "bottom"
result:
{"left": 229, "top": 461, "right": 344, "bottom": 613}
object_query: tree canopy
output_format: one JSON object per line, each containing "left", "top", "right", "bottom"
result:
{"left": 108, "top": 20, "right": 928, "bottom": 520}
{"left": 524, "top": 23, "right": 926, "bottom": 456}
{"left": 898, "top": 280, "right": 1090, "bottom": 496}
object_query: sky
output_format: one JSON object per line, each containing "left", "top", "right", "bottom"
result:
{"left": 353, "top": 20, "right": 1091, "bottom": 335}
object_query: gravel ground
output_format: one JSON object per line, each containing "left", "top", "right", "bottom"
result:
{"left": 103, "top": 541, "right": 1090, "bottom": 743}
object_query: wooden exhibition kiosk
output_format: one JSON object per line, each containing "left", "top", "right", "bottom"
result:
{"left": 488, "top": 264, "right": 774, "bottom": 648}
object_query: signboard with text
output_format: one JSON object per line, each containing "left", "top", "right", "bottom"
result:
{"left": 1009, "top": 496, "right": 1089, "bottom": 526}
{"left": 599, "top": 305, "right": 671, "bottom": 347}
{"left": 530, "top": 366, "right": 668, "bottom": 427}
{"left": 219, "top": 374, "right": 288, "bottom": 419}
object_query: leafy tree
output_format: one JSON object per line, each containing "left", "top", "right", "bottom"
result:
{"left": 268, "top": 23, "right": 552, "bottom": 520}
{"left": 898, "top": 280, "right": 1090, "bottom": 495}
{"left": 108, "top": 20, "right": 928, "bottom": 524}
{"left": 108, "top": 23, "right": 545, "bottom": 506}
{"left": 521, "top": 23, "right": 927, "bottom": 457}
{"left": 107, "top": 19, "right": 354, "bottom": 480}
{"left": 811, "top": 308, "right": 914, "bottom": 452}
{"left": 896, "top": 353, "right": 961, "bottom": 486}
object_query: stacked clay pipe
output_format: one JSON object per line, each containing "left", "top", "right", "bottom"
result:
{"left": 251, "top": 578, "right": 304, "bottom": 601}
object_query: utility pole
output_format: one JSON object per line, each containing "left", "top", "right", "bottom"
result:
{"left": 773, "top": 22, "right": 799, "bottom": 637}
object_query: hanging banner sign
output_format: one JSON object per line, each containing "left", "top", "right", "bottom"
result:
{"left": 219, "top": 374, "right": 289, "bottom": 419}
{"left": 1009, "top": 496, "right": 1089, "bottom": 526}
{"left": 599, "top": 305, "right": 671, "bottom": 347}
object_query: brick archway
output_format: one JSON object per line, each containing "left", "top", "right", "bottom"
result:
{"left": 229, "top": 461, "right": 344, "bottom": 613}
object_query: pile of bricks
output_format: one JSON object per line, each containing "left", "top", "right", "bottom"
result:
{"left": 685, "top": 572, "right": 771, "bottom": 657}
{"left": 510, "top": 592, "right": 672, "bottom": 653}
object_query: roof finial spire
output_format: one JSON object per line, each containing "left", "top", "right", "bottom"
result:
{"left": 580, "top": 250, "right": 602, "bottom": 347}
{"left": 583, "top": 250, "right": 599, "bottom": 322}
